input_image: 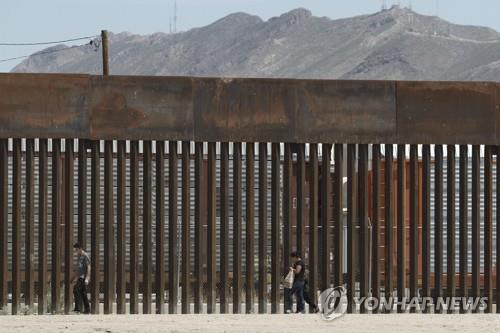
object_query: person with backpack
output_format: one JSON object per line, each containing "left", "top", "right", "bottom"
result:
{"left": 285, "top": 251, "right": 306, "bottom": 314}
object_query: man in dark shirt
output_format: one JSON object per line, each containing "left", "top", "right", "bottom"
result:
{"left": 71, "top": 243, "right": 91, "bottom": 314}
{"left": 285, "top": 251, "right": 306, "bottom": 313}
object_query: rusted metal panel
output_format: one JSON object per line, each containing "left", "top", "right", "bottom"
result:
{"left": 409, "top": 145, "right": 418, "bottom": 313}
{"left": 245, "top": 142, "right": 255, "bottom": 314}
{"left": 484, "top": 146, "right": 493, "bottom": 313}
{"left": 104, "top": 140, "right": 114, "bottom": 314}
{"left": 333, "top": 144, "right": 343, "bottom": 288}
{"left": 193, "top": 142, "right": 203, "bottom": 314}
{"left": 38, "top": 139, "right": 48, "bottom": 314}
{"left": 371, "top": 144, "right": 380, "bottom": 313}
{"left": 320, "top": 144, "right": 332, "bottom": 292}
{"left": 282, "top": 143, "right": 292, "bottom": 311}
{"left": 181, "top": 141, "right": 190, "bottom": 314}
{"left": 347, "top": 144, "right": 356, "bottom": 314}
{"left": 434, "top": 145, "right": 443, "bottom": 313}
{"left": 12, "top": 139, "right": 21, "bottom": 315}
{"left": 220, "top": 142, "right": 230, "bottom": 314}
{"left": 233, "top": 143, "right": 243, "bottom": 314}
{"left": 446, "top": 145, "right": 456, "bottom": 312}
{"left": 397, "top": 82, "right": 497, "bottom": 144}
{"left": 116, "top": 140, "right": 126, "bottom": 314}
{"left": 422, "top": 145, "right": 431, "bottom": 313}
{"left": 459, "top": 145, "right": 468, "bottom": 313}
{"left": 168, "top": 141, "right": 179, "bottom": 314}
{"left": 358, "top": 144, "right": 368, "bottom": 314}
{"left": 143, "top": 141, "right": 152, "bottom": 314}
{"left": 155, "top": 141, "right": 165, "bottom": 314}
{"left": 472, "top": 145, "right": 480, "bottom": 313}
{"left": 271, "top": 143, "right": 280, "bottom": 314}
{"left": 64, "top": 139, "right": 74, "bottom": 314}
{"left": 397, "top": 145, "right": 405, "bottom": 313}
{"left": 207, "top": 142, "right": 216, "bottom": 314}
{"left": 384, "top": 144, "right": 394, "bottom": 312}
{"left": 25, "top": 139, "right": 35, "bottom": 309}
{"left": 258, "top": 143, "right": 267, "bottom": 314}
{"left": 52, "top": 139, "right": 62, "bottom": 314}
{"left": 129, "top": 141, "right": 139, "bottom": 314}
{"left": 90, "top": 140, "right": 100, "bottom": 314}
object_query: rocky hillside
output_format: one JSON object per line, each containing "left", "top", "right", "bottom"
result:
{"left": 11, "top": 6, "right": 500, "bottom": 81}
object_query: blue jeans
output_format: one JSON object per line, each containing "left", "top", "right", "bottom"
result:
{"left": 286, "top": 280, "right": 305, "bottom": 313}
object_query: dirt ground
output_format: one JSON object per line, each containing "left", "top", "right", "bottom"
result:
{"left": 1, "top": 314, "right": 500, "bottom": 333}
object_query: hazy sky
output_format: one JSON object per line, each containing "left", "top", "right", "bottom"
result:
{"left": 1, "top": 0, "right": 499, "bottom": 72}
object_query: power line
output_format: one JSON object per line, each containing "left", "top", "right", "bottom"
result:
{"left": 0, "top": 44, "right": 92, "bottom": 63}
{"left": 0, "top": 35, "right": 98, "bottom": 46}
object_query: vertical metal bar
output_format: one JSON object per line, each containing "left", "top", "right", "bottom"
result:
{"left": 78, "top": 140, "right": 87, "bottom": 251}
{"left": 447, "top": 145, "right": 456, "bottom": 313}
{"left": 12, "top": 139, "right": 21, "bottom": 314}
{"left": 155, "top": 141, "right": 165, "bottom": 314}
{"left": 129, "top": 141, "right": 139, "bottom": 314}
{"left": 422, "top": 145, "right": 431, "bottom": 313}
{"left": 297, "top": 143, "right": 306, "bottom": 253}
{"left": 434, "top": 145, "right": 443, "bottom": 313}
{"left": 181, "top": 141, "right": 191, "bottom": 314}
{"left": 372, "top": 144, "right": 380, "bottom": 313}
{"left": 246, "top": 142, "right": 255, "bottom": 314}
{"left": 347, "top": 144, "right": 356, "bottom": 313}
{"left": 321, "top": 144, "right": 332, "bottom": 293}
{"left": 384, "top": 144, "right": 393, "bottom": 312}
{"left": 397, "top": 145, "right": 405, "bottom": 313}
{"left": 283, "top": 143, "right": 292, "bottom": 311}
{"left": 359, "top": 144, "right": 368, "bottom": 313}
{"left": 207, "top": 142, "right": 216, "bottom": 313}
{"left": 459, "top": 145, "right": 468, "bottom": 313}
{"left": 220, "top": 142, "right": 229, "bottom": 314}
{"left": 25, "top": 139, "right": 35, "bottom": 309}
{"left": 484, "top": 146, "right": 493, "bottom": 313}
{"left": 409, "top": 145, "right": 418, "bottom": 313}
{"left": 258, "top": 143, "right": 267, "bottom": 314}
{"left": 194, "top": 142, "right": 203, "bottom": 314}
{"left": 334, "top": 144, "right": 344, "bottom": 288}
{"left": 116, "top": 140, "right": 126, "bottom": 314}
{"left": 233, "top": 142, "right": 243, "bottom": 314}
{"left": 497, "top": 146, "right": 500, "bottom": 314}
{"left": 38, "top": 139, "right": 48, "bottom": 314}
{"left": 143, "top": 141, "right": 152, "bottom": 314}
{"left": 0, "top": 139, "right": 6, "bottom": 310}
{"left": 64, "top": 139, "right": 74, "bottom": 314}
{"left": 472, "top": 145, "right": 480, "bottom": 313}
{"left": 90, "top": 140, "right": 100, "bottom": 314}
{"left": 168, "top": 141, "right": 178, "bottom": 314}
{"left": 52, "top": 139, "right": 62, "bottom": 314}
{"left": 271, "top": 143, "right": 280, "bottom": 314}
{"left": 104, "top": 140, "right": 114, "bottom": 314}
{"left": 309, "top": 144, "right": 319, "bottom": 312}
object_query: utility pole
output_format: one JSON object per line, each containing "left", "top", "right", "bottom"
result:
{"left": 101, "top": 30, "right": 109, "bottom": 75}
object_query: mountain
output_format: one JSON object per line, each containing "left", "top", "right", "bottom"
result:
{"left": 11, "top": 6, "right": 500, "bottom": 81}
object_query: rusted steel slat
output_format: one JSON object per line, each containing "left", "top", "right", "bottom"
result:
{"left": 38, "top": 139, "right": 48, "bottom": 314}
{"left": 25, "top": 139, "right": 35, "bottom": 309}
{"left": 497, "top": 146, "right": 500, "bottom": 314}
{"left": 143, "top": 141, "right": 152, "bottom": 314}
{"left": 271, "top": 143, "right": 280, "bottom": 313}
{"left": 347, "top": 144, "right": 356, "bottom": 313}
{"left": 155, "top": 141, "right": 165, "bottom": 314}
{"left": 104, "top": 140, "right": 114, "bottom": 314}
{"left": 12, "top": 139, "right": 21, "bottom": 314}
{"left": 372, "top": 144, "right": 380, "bottom": 313}
{"left": 309, "top": 143, "right": 319, "bottom": 313}
{"left": 258, "top": 143, "right": 268, "bottom": 314}
{"left": 397, "top": 145, "right": 405, "bottom": 313}
{"left": 52, "top": 139, "right": 62, "bottom": 314}
{"left": 447, "top": 145, "right": 456, "bottom": 312}
{"left": 78, "top": 139, "right": 87, "bottom": 250}
{"left": 220, "top": 142, "right": 230, "bottom": 314}
{"left": 116, "top": 140, "right": 126, "bottom": 314}
{"left": 194, "top": 142, "right": 203, "bottom": 314}
{"left": 459, "top": 145, "right": 468, "bottom": 313}
{"left": 333, "top": 144, "right": 343, "bottom": 288}
{"left": 321, "top": 144, "right": 332, "bottom": 292}
{"left": 181, "top": 141, "right": 190, "bottom": 314}
{"left": 434, "top": 145, "right": 443, "bottom": 313}
{"left": 130, "top": 141, "right": 139, "bottom": 314}
{"left": 90, "top": 140, "right": 100, "bottom": 314}
{"left": 472, "top": 145, "right": 480, "bottom": 313}
{"left": 207, "top": 142, "right": 216, "bottom": 314}
{"left": 246, "top": 142, "right": 255, "bottom": 314}
{"left": 409, "top": 145, "right": 418, "bottom": 313}
{"left": 422, "top": 145, "right": 431, "bottom": 313}
{"left": 297, "top": 144, "right": 306, "bottom": 253}
{"left": 168, "top": 141, "right": 179, "bottom": 314}
{"left": 384, "top": 144, "right": 393, "bottom": 312}
{"left": 283, "top": 143, "right": 292, "bottom": 311}
{"left": 233, "top": 142, "right": 243, "bottom": 314}
{"left": 358, "top": 144, "right": 368, "bottom": 313}
{"left": 64, "top": 139, "right": 74, "bottom": 314}
{"left": 0, "top": 140, "right": 6, "bottom": 309}
{"left": 484, "top": 146, "right": 493, "bottom": 313}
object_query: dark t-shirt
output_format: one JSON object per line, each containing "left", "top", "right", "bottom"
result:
{"left": 293, "top": 260, "right": 305, "bottom": 281}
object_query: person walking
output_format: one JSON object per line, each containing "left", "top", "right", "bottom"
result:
{"left": 285, "top": 251, "right": 306, "bottom": 314}
{"left": 71, "top": 243, "right": 91, "bottom": 314}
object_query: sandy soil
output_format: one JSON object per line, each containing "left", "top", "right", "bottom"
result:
{"left": 1, "top": 314, "right": 500, "bottom": 333}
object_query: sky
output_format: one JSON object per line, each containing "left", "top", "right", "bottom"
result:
{"left": 1, "top": 0, "right": 499, "bottom": 72}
